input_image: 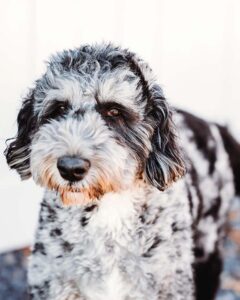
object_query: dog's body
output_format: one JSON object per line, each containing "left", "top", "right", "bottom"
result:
{"left": 5, "top": 44, "right": 240, "bottom": 300}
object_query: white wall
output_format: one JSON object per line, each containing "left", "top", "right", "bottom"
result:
{"left": 0, "top": 0, "right": 240, "bottom": 252}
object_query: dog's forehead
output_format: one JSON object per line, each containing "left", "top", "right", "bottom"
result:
{"left": 35, "top": 67, "right": 143, "bottom": 113}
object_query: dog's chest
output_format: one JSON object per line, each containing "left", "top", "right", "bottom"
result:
{"left": 40, "top": 185, "right": 191, "bottom": 299}
{"left": 56, "top": 191, "right": 149, "bottom": 298}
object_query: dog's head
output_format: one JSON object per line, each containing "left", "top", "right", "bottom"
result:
{"left": 5, "top": 43, "right": 185, "bottom": 204}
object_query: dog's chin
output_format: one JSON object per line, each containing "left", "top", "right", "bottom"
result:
{"left": 58, "top": 185, "right": 101, "bottom": 206}
{"left": 60, "top": 191, "right": 92, "bottom": 206}
{"left": 55, "top": 182, "right": 119, "bottom": 206}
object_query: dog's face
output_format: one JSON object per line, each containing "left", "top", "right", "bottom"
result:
{"left": 5, "top": 44, "right": 185, "bottom": 204}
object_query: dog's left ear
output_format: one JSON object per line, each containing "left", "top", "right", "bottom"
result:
{"left": 128, "top": 55, "right": 185, "bottom": 190}
{"left": 4, "top": 89, "right": 36, "bottom": 179}
{"left": 145, "top": 85, "right": 185, "bottom": 190}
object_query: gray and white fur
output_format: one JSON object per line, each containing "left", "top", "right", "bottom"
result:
{"left": 5, "top": 43, "right": 240, "bottom": 300}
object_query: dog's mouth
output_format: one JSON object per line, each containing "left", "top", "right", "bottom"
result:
{"left": 58, "top": 181, "right": 118, "bottom": 206}
{"left": 39, "top": 174, "right": 119, "bottom": 206}
{"left": 36, "top": 162, "right": 121, "bottom": 205}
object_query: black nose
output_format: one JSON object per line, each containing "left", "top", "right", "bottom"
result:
{"left": 57, "top": 156, "right": 90, "bottom": 182}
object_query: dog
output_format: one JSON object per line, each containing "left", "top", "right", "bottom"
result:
{"left": 5, "top": 43, "right": 240, "bottom": 300}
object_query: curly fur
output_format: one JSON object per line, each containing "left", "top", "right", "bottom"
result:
{"left": 5, "top": 43, "right": 240, "bottom": 300}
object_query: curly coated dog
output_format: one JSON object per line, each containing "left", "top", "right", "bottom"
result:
{"left": 5, "top": 43, "right": 240, "bottom": 300}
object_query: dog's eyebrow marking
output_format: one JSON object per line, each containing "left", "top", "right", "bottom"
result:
{"left": 96, "top": 70, "right": 144, "bottom": 112}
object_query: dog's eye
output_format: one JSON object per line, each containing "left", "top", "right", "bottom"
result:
{"left": 96, "top": 102, "right": 139, "bottom": 125}
{"left": 58, "top": 105, "right": 66, "bottom": 111}
{"left": 41, "top": 101, "right": 70, "bottom": 124}
{"left": 56, "top": 104, "right": 69, "bottom": 115}
{"left": 106, "top": 108, "right": 120, "bottom": 117}
{"left": 47, "top": 103, "right": 68, "bottom": 118}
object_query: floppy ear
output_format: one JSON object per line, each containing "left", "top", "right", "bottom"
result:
{"left": 5, "top": 89, "right": 36, "bottom": 179}
{"left": 145, "top": 84, "right": 185, "bottom": 190}
{"left": 127, "top": 54, "right": 185, "bottom": 190}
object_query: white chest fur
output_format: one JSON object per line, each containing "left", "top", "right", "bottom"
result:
{"left": 30, "top": 182, "right": 194, "bottom": 300}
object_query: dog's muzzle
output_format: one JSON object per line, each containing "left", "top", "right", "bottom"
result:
{"left": 57, "top": 155, "right": 90, "bottom": 182}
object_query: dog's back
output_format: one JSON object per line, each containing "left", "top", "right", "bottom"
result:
{"left": 176, "top": 109, "right": 240, "bottom": 300}
{"left": 217, "top": 124, "right": 240, "bottom": 195}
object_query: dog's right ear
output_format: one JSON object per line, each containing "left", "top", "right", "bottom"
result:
{"left": 5, "top": 89, "right": 36, "bottom": 179}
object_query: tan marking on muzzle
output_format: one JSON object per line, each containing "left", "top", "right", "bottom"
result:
{"left": 60, "top": 179, "right": 119, "bottom": 206}
{"left": 41, "top": 165, "right": 120, "bottom": 206}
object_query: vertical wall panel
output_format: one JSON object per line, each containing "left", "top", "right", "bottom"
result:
{"left": 0, "top": 0, "right": 41, "bottom": 252}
